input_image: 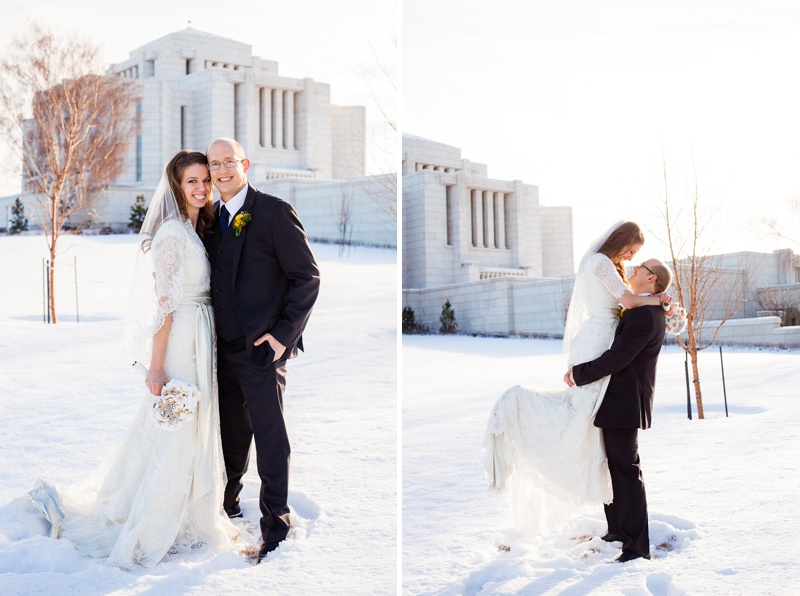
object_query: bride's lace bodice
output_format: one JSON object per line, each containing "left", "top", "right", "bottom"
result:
{"left": 124, "top": 218, "right": 211, "bottom": 366}
{"left": 581, "top": 253, "right": 628, "bottom": 318}
{"left": 563, "top": 253, "right": 629, "bottom": 363}
{"left": 151, "top": 218, "right": 210, "bottom": 331}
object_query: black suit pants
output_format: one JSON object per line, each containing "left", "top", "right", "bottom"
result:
{"left": 602, "top": 427, "right": 650, "bottom": 558}
{"left": 217, "top": 336, "right": 290, "bottom": 544}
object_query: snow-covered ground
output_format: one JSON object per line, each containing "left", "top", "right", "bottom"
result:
{"left": 0, "top": 234, "right": 397, "bottom": 595}
{"left": 403, "top": 334, "right": 800, "bottom": 595}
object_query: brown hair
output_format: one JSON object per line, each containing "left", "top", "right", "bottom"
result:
{"left": 165, "top": 150, "right": 215, "bottom": 241}
{"left": 651, "top": 262, "right": 673, "bottom": 294}
{"left": 597, "top": 222, "right": 645, "bottom": 282}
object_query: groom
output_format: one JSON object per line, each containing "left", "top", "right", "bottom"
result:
{"left": 565, "top": 259, "right": 673, "bottom": 563}
{"left": 205, "top": 138, "right": 320, "bottom": 562}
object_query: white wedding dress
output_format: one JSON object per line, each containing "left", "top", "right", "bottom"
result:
{"left": 31, "top": 218, "right": 238, "bottom": 569}
{"left": 484, "top": 252, "right": 630, "bottom": 535}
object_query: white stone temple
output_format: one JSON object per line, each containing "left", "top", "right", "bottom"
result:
{"left": 402, "top": 135, "right": 575, "bottom": 335}
{"left": 2, "top": 28, "right": 394, "bottom": 246}
{"left": 403, "top": 135, "right": 573, "bottom": 289}
{"left": 402, "top": 136, "right": 800, "bottom": 345}
{"left": 112, "top": 28, "right": 364, "bottom": 187}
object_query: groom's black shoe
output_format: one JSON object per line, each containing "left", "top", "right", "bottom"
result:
{"left": 601, "top": 532, "right": 624, "bottom": 543}
{"left": 614, "top": 550, "right": 650, "bottom": 563}
{"left": 225, "top": 504, "right": 243, "bottom": 519}
{"left": 257, "top": 540, "right": 282, "bottom": 563}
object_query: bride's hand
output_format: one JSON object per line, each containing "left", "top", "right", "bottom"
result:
{"left": 145, "top": 368, "right": 169, "bottom": 396}
{"left": 660, "top": 293, "right": 676, "bottom": 316}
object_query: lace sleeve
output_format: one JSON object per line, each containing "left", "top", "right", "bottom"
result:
{"left": 591, "top": 254, "right": 628, "bottom": 301}
{"left": 150, "top": 220, "right": 187, "bottom": 335}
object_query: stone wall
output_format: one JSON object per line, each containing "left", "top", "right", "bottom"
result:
{"left": 1, "top": 174, "right": 396, "bottom": 248}
{"left": 261, "top": 176, "right": 396, "bottom": 247}
{"left": 672, "top": 316, "right": 800, "bottom": 348}
{"left": 403, "top": 276, "right": 573, "bottom": 336}
{"left": 403, "top": 268, "right": 800, "bottom": 347}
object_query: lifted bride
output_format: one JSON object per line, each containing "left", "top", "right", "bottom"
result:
{"left": 484, "top": 221, "right": 672, "bottom": 535}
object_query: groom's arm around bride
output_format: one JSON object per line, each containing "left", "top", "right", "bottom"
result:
{"left": 570, "top": 304, "right": 665, "bottom": 429}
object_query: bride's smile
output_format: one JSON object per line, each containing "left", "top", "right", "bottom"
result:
{"left": 614, "top": 242, "right": 642, "bottom": 264}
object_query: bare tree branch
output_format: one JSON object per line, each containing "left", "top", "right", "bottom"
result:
{"left": 656, "top": 157, "right": 750, "bottom": 419}
{"left": 356, "top": 33, "right": 396, "bottom": 222}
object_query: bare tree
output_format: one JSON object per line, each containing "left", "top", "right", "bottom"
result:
{"left": 0, "top": 23, "right": 135, "bottom": 323}
{"left": 337, "top": 186, "right": 354, "bottom": 256}
{"left": 358, "top": 36, "right": 396, "bottom": 222}
{"left": 761, "top": 196, "right": 800, "bottom": 249}
{"left": 757, "top": 285, "right": 800, "bottom": 326}
{"left": 655, "top": 159, "right": 748, "bottom": 419}
{"left": 555, "top": 277, "right": 574, "bottom": 328}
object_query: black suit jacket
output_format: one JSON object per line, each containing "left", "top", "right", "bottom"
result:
{"left": 205, "top": 185, "right": 321, "bottom": 368}
{"left": 572, "top": 305, "right": 665, "bottom": 430}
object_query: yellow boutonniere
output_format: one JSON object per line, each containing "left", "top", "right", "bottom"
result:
{"left": 233, "top": 211, "right": 252, "bottom": 237}
{"left": 617, "top": 306, "right": 627, "bottom": 319}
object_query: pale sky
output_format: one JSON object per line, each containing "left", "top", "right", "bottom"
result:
{"left": 0, "top": 0, "right": 396, "bottom": 194}
{"left": 403, "top": 0, "right": 800, "bottom": 262}
{"left": 6, "top": 1, "right": 800, "bottom": 260}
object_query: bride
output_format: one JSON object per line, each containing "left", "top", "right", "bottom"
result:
{"left": 29, "top": 150, "right": 241, "bottom": 568}
{"left": 484, "top": 221, "right": 666, "bottom": 535}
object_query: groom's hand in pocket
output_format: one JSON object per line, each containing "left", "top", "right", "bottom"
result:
{"left": 254, "top": 332, "right": 286, "bottom": 363}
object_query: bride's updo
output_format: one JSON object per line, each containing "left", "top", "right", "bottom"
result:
{"left": 596, "top": 221, "right": 645, "bottom": 282}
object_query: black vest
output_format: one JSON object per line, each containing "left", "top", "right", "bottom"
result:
{"left": 209, "top": 230, "right": 245, "bottom": 341}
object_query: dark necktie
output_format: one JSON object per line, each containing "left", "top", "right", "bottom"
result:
{"left": 220, "top": 206, "right": 230, "bottom": 235}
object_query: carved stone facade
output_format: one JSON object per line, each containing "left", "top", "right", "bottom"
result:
{"left": 402, "top": 134, "right": 574, "bottom": 333}
{"left": 2, "top": 28, "right": 397, "bottom": 246}
{"left": 402, "top": 135, "right": 573, "bottom": 290}
{"left": 112, "top": 28, "right": 364, "bottom": 188}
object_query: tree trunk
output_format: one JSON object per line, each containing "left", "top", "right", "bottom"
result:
{"left": 690, "top": 350, "right": 704, "bottom": 419}
{"left": 49, "top": 240, "right": 58, "bottom": 324}
{"left": 684, "top": 319, "right": 705, "bottom": 419}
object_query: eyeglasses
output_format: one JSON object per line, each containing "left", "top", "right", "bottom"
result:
{"left": 208, "top": 159, "right": 244, "bottom": 171}
{"left": 638, "top": 262, "right": 657, "bottom": 278}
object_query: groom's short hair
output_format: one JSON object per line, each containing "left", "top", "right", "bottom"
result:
{"left": 651, "top": 261, "right": 673, "bottom": 294}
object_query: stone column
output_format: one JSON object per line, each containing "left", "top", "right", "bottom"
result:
{"left": 285, "top": 90, "right": 295, "bottom": 150}
{"left": 260, "top": 88, "right": 272, "bottom": 148}
{"left": 455, "top": 171, "right": 471, "bottom": 283}
{"left": 272, "top": 89, "right": 284, "bottom": 149}
{"left": 511, "top": 180, "right": 525, "bottom": 268}
{"left": 445, "top": 185, "right": 455, "bottom": 247}
{"left": 495, "top": 192, "right": 506, "bottom": 249}
{"left": 484, "top": 190, "right": 495, "bottom": 248}
{"left": 472, "top": 189, "right": 484, "bottom": 248}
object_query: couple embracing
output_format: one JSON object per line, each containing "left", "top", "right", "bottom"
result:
{"left": 486, "top": 221, "right": 678, "bottom": 563}
{"left": 31, "top": 138, "right": 320, "bottom": 568}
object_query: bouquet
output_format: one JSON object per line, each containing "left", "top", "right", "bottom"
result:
{"left": 662, "top": 298, "right": 688, "bottom": 336}
{"left": 149, "top": 379, "right": 200, "bottom": 431}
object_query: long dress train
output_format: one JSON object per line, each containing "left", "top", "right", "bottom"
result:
{"left": 484, "top": 252, "right": 630, "bottom": 535}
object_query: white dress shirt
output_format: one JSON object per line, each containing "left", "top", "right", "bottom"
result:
{"left": 220, "top": 184, "right": 248, "bottom": 219}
